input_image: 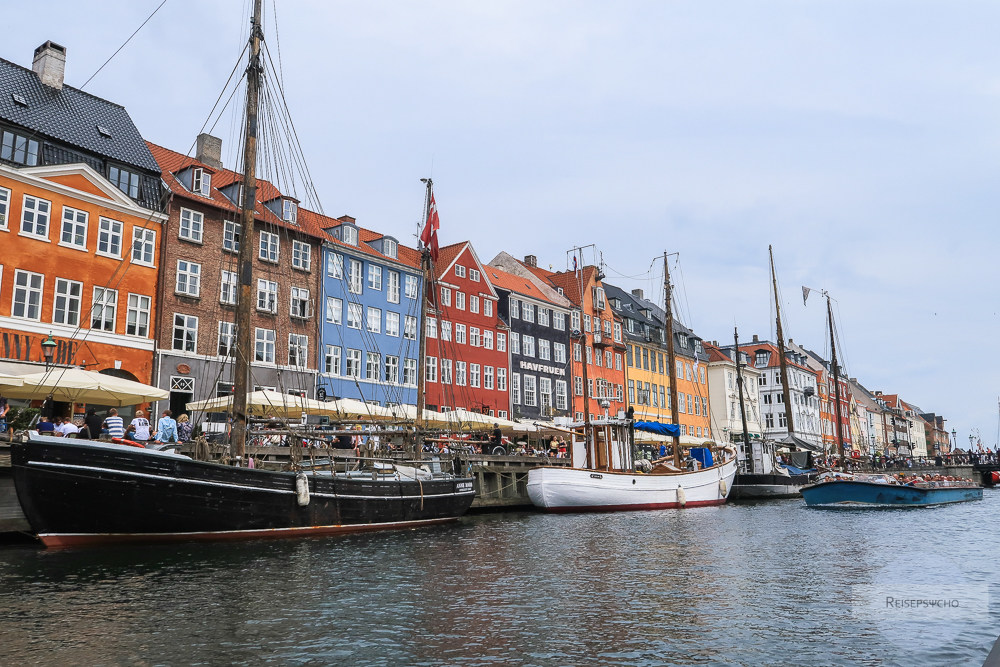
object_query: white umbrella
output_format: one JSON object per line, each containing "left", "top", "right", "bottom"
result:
{"left": 443, "top": 409, "right": 524, "bottom": 432}
{"left": 186, "top": 390, "right": 331, "bottom": 417}
{"left": 383, "top": 404, "right": 456, "bottom": 428}
{"left": 3, "top": 368, "right": 167, "bottom": 406}
{"left": 0, "top": 373, "right": 24, "bottom": 388}
{"left": 321, "top": 397, "right": 396, "bottom": 421}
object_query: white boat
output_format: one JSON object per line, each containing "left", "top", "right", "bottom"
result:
{"left": 527, "top": 418, "right": 738, "bottom": 512}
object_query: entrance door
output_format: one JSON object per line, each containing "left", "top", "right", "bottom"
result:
{"left": 169, "top": 376, "right": 195, "bottom": 419}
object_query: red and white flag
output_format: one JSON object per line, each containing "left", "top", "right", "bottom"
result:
{"left": 420, "top": 193, "right": 440, "bottom": 262}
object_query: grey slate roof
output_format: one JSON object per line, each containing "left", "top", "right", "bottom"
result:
{"left": 0, "top": 57, "right": 159, "bottom": 173}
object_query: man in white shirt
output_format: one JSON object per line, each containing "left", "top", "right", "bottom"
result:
{"left": 55, "top": 416, "right": 80, "bottom": 437}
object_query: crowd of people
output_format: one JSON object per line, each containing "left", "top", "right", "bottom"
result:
{"left": 32, "top": 408, "right": 193, "bottom": 445}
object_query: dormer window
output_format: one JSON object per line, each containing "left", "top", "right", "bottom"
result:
{"left": 679, "top": 334, "right": 688, "bottom": 348}
{"left": 340, "top": 225, "right": 358, "bottom": 246}
{"left": 192, "top": 167, "right": 211, "bottom": 196}
{"left": 754, "top": 350, "right": 770, "bottom": 368}
{"left": 282, "top": 199, "right": 297, "bottom": 223}
{"left": 383, "top": 238, "right": 398, "bottom": 259}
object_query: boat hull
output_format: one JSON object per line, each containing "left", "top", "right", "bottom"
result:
{"left": 12, "top": 436, "right": 476, "bottom": 547}
{"left": 801, "top": 480, "right": 983, "bottom": 508}
{"left": 730, "top": 472, "right": 813, "bottom": 499}
{"left": 526, "top": 458, "right": 737, "bottom": 512}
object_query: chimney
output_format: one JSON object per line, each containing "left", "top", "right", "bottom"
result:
{"left": 196, "top": 133, "right": 223, "bottom": 169}
{"left": 752, "top": 334, "right": 759, "bottom": 343}
{"left": 33, "top": 41, "right": 66, "bottom": 90}
{"left": 524, "top": 255, "right": 537, "bottom": 267}
{"left": 631, "top": 288, "right": 644, "bottom": 300}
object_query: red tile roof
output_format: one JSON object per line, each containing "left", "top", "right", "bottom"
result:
{"left": 484, "top": 263, "right": 563, "bottom": 305}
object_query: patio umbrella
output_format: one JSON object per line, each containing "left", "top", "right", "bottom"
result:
{"left": 186, "top": 390, "right": 331, "bottom": 418}
{"left": 3, "top": 368, "right": 168, "bottom": 406}
{"left": 320, "top": 397, "right": 396, "bottom": 421}
{"left": 443, "top": 409, "right": 524, "bottom": 432}
{"left": 382, "top": 404, "right": 455, "bottom": 428}
{"left": 0, "top": 373, "right": 24, "bottom": 388}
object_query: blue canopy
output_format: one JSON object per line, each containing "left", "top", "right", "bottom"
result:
{"left": 633, "top": 420, "right": 681, "bottom": 437}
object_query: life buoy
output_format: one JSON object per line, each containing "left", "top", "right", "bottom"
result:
{"left": 990, "top": 471, "right": 1000, "bottom": 485}
{"left": 112, "top": 437, "right": 146, "bottom": 449}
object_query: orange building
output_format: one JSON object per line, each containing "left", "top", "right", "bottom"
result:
{"left": 0, "top": 42, "right": 165, "bottom": 408}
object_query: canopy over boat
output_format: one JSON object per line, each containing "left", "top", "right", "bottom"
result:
{"left": 633, "top": 420, "right": 681, "bottom": 437}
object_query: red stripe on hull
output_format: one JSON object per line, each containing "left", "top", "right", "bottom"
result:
{"left": 541, "top": 498, "right": 728, "bottom": 513}
{"left": 39, "top": 517, "right": 459, "bottom": 548}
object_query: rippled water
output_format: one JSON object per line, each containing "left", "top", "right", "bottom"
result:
{"left": 2, "top": 493, "right": 999, "bottom": 666}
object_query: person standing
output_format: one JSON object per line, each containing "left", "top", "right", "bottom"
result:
{"left": 81, "top": 408, "right": 103, "bottom": 440}
{"left": 103, "top": 409, "right": 125, "bottom": 439}
{"left": 176, "top": 413, "right": 193, "bottom": 442}
{"left": 0, "top": 394, "right": 8, "bottom": 439}
{"left": 155, "top": 409, "right": 178, "bottom": 443}
{"left": 128, "top": 410, "right": 152, "bottom": 443}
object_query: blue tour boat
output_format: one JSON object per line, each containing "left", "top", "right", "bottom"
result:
{"left": 801, "top": 473, "right": 983, "bottom": 508}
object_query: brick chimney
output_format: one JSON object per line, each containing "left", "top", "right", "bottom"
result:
{"left": 524, "top": 255, "right": 537, "bottom": 267}
{"left": 33, "top": 41, "right": 66, "bottom": 90}
{"left": 631, "top": 288, "right": 644, "bottom": 300}
{"left": 752, "top": 334, "right": 759, "bottom": 343}
{"left": 196, "top": 133, "right": 223, "bottom": 169}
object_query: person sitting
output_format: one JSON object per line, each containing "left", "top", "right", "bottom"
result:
{"left": 128, "top": 410, "right": 152, "bottom": 443}
{"left": 104, "top": 409, "right": 125, "bottom": 439}
{"left": 37, "top": 416, "right": 56, "bottom": 434}
{"left": 81, "top": 408, "right": 103, "bottom": 440}
{"left": 176, "top": 413, "right": 193, "bottom": 442}
{"left": 154, "top": 409, "right": 178, "bottom": 443}
{"left": 56, "top": 416, "right": 80, "bottom": 438}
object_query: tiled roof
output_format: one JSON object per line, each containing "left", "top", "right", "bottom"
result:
{"left": 0, "top": 57, "right": 159, "bottom": 172}
{"left": 703, "top": 342, "right": 732, "bottom": 364}
{"left": 546, "top": 266, "right": 598, "bottom": 306}
{"left": 485, "top": 263, "right": 562, "bottom": 305}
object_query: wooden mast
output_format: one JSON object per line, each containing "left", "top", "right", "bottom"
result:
{"left": 769, "top": 245, "right": 796, "bottom": 438}
{"left": 231, "top": 0, "right": 264, "bottom": 462}
{"left": 734, "top": 327, "right": 753, "bottom": 472}
{"left": 415, "top": 178, "right": 433, "bottom": 443}
{"left": 663, "top": 253, "right": 682, "bottom": 468}
{"left": 827, "top": 293, "right": 847, "bottom": 469}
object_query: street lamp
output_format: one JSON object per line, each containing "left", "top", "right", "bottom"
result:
{"left": 41, "top": 333, "right": 57, "bottom": 369}
{"left": 951, "top": 429, "right": 957, "bottom": 451}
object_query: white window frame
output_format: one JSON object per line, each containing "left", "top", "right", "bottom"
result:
{"left": 386, "top": 311, "right": 400, "bottom": 337}
{"left": 172, "top": 313, "right": 198, "bottom": 352}
{"left": 347, "top": 303, "right": 364, "bottom": 329}
{"left": 20, "top": 194, "right": 51, "bottom": 240}
{"left": 255, "top": 327, "right": 276, "bottom": 363}
{"left": 52, "top": 277, "right": 82, "bottom": 326}
{"left": 387, "top": 271, "right": 400, "bottom": 303}
{"left": 405, "top": 275, "right": 418, "bottom": 299}
{"left": 175, "top": 259, "right": 202, "bottom": 297}
{"left": 348, "top": 259, "right": 363, "bottom": 294}
{"left": 259, "top": 231, "right": 280, "bottom": 263}
{"left": 90, "top": 287, "right": 117, "bottom": 331}
{"left": 220, "top": 270, "right": 238, "bottom": 305}
{"left": 367, "top": 306, "right": 382, "bottom": 333}
{"left": 257, "top": 279, "right": 278, "bottom": 313}
{"left": 325, "top": 345, "right": 342, "bottom": 375}
{"left": 131, "top": 227, "right": 156, "bottom": 266}
{"left": 125, "top": 293, "right": 151, "bottom": 337}
{"left": 178, "top": 208, "right": 204, "bottom": 243}
{"left": 292, "top": 240, "right": 311, "bottom": 271}
{"left": 223, "top": 220, "right": 241, "bottom": 253}
{"left": 218, "top": 321, "right": 236, "bottom": 357}
{"left": 0, "top": 186, "right": 10, "bottom": 230}
{"left": 326, "top": 297, "right": 343, "bottom": 325}
{"left": 368, "top": 265, "right": 383, "bottom": 290}
{"left": 288, "top": 333, "right": 309, "bottom": 367}
{"left": 60, "top": 206, "right": 88, "bottom": 249}
{"left": 327, "top": 253, "right": 344, "bottom": 278}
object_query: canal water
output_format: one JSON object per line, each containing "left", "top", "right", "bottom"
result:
{"left": 2, "top": 492, "right": 999, "bottom": 666}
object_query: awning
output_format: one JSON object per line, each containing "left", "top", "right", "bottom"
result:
{"left": 777, "top": 434, "right": 824, "bottom": 453}
{"left": 634, "top": 420, "right": 681, "bottom": 437}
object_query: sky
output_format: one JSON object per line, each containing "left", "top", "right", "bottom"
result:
{"left": 6, "top": 0, "right": 1000, "bottom": 445}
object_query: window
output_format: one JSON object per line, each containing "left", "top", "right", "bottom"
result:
{"left": 348, "top": 259, "right": 363, "bottom": 294}
{"left": 21, "top": 195, "right": 51, "bottom": 239}
{"left": 615, "top": 353, "right": 622, "bottom": 370}
{"left": 584, "top": 314, "right": 591, "bottom": 332}
{"left": 574, "top": 343, "right": 582, "bottom": 362}
{"left": 470, "top": 327, "right": 481, "bottom": 347}
{"left": 539, "top": 378, "right": 552, "bottom": 409}
{"left": 484, "top": 299, "right": 493, "bottom": 317}
{"left": 441, "top": 359, "right": 453, "bottom": 384}
{"left": 131, "top": 227, "right": 155, "bottom": 265}
{"left": 383, "top": 239, "right": 398, "bottom": 259}
{"left": 510, "top": 298, "right": 519, "bottom": 319}
{"left": 289, "top": 334, "right": 308, "bottom": 367}
{"left": 614, "top": 322, "right": 622, "bottom": 342}
{"left": 456, "top": 291, "right": 465, "bottom": 310}
{"left": 484, "top": 365, "right": 494, "bottom": 390}
{"left": 89, "top": 287, "right": 117, "bottom": 330}
{"left": 455, "top": 265, "right": 466, "bottom": 278}
{"left": 386, "top": 312, "right": 400, "bottom": 337}
{"left": 403, "top": 359, "right": 417, "bottom": 385}
{"left": 292, "top": 241, "right": 311, "bottom": 271}
{"left": 220, "top": 270, "right": 237, "bottom": 305}
{"left": 325, "top": 345, "right": 342, "bottom": 374}
{"left": 497, "top": 333, "right": 506, "bottom": 352}
{"left": 178, "top": 208, "right": 203, "bottom": 243}
{"left": 523, "top": 303, "right": 535, "bottom": 323}
{"left": 571, "top": 310, "right": 581, "bottom": 332}
{"left": 347, "top": 303, "right": 363, "bottom": 329}
{"left": 191, "top": 167, "right": 211, "bottom": 196}
{"left": 441, "top": 287, "right": 451, "bottom": 306}
{"left": 346, "top": 349, "right": 362, "bottom": 377}
{"left": 426, "top": 357, "right": 438, "bottom": 383}
{"left": 425, "top": 317, "right": 437, "bottom": 339}
{"left": 283, "top": 199, "right": 298, "bottom": 223}
{"left": 290, "top": 287, "right": 310, "bottom": 318}
{"left": 0, "top": 186, "right": 9, "bottom": 229}
{"left": 441, "top": 320, "right": 452, "bottom": 341}
{"left": 405, "top": 275, "right": 418, "bottom": 299}
{"left": 173, "top": 314, "right": 198, "bottom": 352}
{"left": 628, "top": 380, "right": 636, "bottom": 403}
{"left": 470, "top": 364, "right": 480, "bottom": 388}
{"left": 469, "top": 268, "right": 480, "bottom": 282}
{"left": 218, "top": 321, "right": 236, "bottom": 357}
{"left": 484, "top": 330, "right": 494, "bottom": 349}
{"left": 554, "top": 311, "right": 566, "bottom": 331}
{"left": 523, "top": 375, "right": 537, "bottom": 406}
{"left": 326, "top": 297, "right": 343, "bottom": 324}
{"left": 341, "top": 225, "right": 358, "bottom": 245}
{"left": 255, "top": 328, "right": 276, "bottom": 362}
{"left": 539, "top": 339, "right": 551, "bottom": 361}
{"left": 605, "top": 349, "right": 613, "bottom": 367}
{"left": 575, "top": 376, "right": 583, "bottom": 396}
{"left": 456, "top": 324, "right": 467, "bottom": 345}
{"left": 470, "top": 295, "right": 479, "bottom": 314}
{"left": 327, "top": 253, "right": 343, "bottom": 278}
{"left": 60, "top": 207, "right": 88, "bottom": 248}
{"left": 126, "top": 293, "right": 150, "bottom": 336}
{"left": 384, "top": 355, "right": 399, "bottom": 383}
{"left": 387, "top": 271, "right": 400, "bottom": 303}
{"left": 511, "top": 373, "right": 521, "bottom": 404}
{"left": 456, "top": 361, "right": 467, "bottom": 386}
{"left": 108, "top": 165, "right": 139, "bottom": 198}
{"left": 368, "top": 265, "right": 382, "bottom": 290}
{"left": 223, "top": 220, "right": 241, "bottom": 253}
{"left": 556, "top": 380, "right": 568, "bottom": 410}
{"left": 95, "top": 217, "right": 124, "bottom": 257}
{"left": 554, "top": 343, "right": 566, "bottom": 364}
{"left": 523, "top": 336, "right": 535, "bottom": 357}
{"left": 172, "top": 260, "right": 200, "bottom": 297}
{"left": 367, "top": 306, "right": 381, "bottom": 333}
{"left": 259, "top": 231, "right": 279, "bottom": 262}
{"left": 511, "top": 332, "right": 520, "bottom": 355}
{"left": 404, "top": 316, "right": 417, "bottom": 340}
{"left": 256, "top": 279, "right": 277, "bottom": 313}
{"left": 52, "top": 278, "right": 82, "bottom": 325}
{"left": 1, "top": 129, "right": 39, "bottom": 165}
{"left": 497, "top": 368, "right": 507, "bottom": 391}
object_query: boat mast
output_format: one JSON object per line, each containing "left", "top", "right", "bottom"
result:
{"left": 231, "top": 0, "right": 264, "bottom": 462}
{"left": 579, "top": 317, "right": 592, "bottom": 468}
{"left": 415, "top": 178, "right": 433, "bottom": 441}
{"left": 827, "top": 293, "right": 847, "bottom": 469}
{"left": 769, "top": 245, "right": 796, "bottom": 438}
{"left": 734, "top": 327, "right": 752, "bottom": 472}
{"left": 663, "top": 253, "right": 682, "bottom": 468}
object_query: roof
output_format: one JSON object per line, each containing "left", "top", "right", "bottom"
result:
{"left": 736, "top": 341, "right": 816, "bottom": 375}
{"left": 546, "top": 266, "right": 599, "bottom": 306}
{"left": 0, "top": 56, "right": 159, "bottom": 172}
{"left": 484, "top": 263, "right": 565, "bottom": 306}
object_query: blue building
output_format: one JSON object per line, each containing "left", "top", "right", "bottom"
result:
{"left": 317, "top": 215, "right": 423, "bottom": 408}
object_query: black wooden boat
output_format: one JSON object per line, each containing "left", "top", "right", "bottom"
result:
{"left": 12, "top": 435, "right": 475, "bottom": 548}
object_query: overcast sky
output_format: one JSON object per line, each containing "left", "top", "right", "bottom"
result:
{"left": 7, "top": 1, "right": 999, "bottom": 445}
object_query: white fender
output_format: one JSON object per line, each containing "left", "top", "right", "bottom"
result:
{"left": 719, "top": 478, "right": 728, "bottom": 498}
{"left": 295, "top": 473, "right": 310, "bottom": 506}
{"left": 677, "top": 485, "right": 686, "bottom": 507}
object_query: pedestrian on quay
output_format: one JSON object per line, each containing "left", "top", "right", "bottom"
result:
{"left": 103, "top": 409, "right": 125, "bottom": 439}
{"left": 154, "top": 409, "right": 178, "bottom": 443}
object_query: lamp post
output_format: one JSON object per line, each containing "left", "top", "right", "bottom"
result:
{"left": 951, "top": 429, "right": 957, "bottom": 452}
{"left": 41, "top": 333, "right": 57, "bottom": 369}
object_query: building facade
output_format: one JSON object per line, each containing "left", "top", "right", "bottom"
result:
{"left": 704, "top": 341, "right": 763, "bottom": 443}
